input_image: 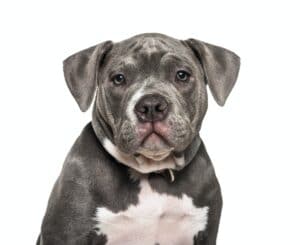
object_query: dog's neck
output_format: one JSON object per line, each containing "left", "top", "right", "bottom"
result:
{"left": 91, "top": 105, "right": 202, "bottom": 177}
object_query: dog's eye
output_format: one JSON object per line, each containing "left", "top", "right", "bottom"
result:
{"left": 112, "top": 74, "right": 126, "bottom": 85}
{"left": 176, "top": 70, "right": 190, "bottom": 82}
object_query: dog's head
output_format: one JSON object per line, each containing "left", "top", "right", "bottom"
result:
{"left": 63, "top": 33, "right": 240, "bottom": 172}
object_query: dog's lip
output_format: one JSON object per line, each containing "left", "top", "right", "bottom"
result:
{"left": 138, "top": 121, "right": 172, "bottom": 145}
{"left": 141, "top": 131, "right": 170, "bottom": 146}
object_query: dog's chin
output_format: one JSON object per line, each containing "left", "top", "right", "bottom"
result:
{"left": 136, "top": 133, "right": 174, "bottom": 161}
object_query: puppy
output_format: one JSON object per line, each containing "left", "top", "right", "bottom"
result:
{"left": 37, "top": 33, "right": 240, "bottom": 245}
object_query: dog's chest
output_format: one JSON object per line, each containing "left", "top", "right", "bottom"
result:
{"left": 94, "top": 179, "right": 209, "bottom": 245}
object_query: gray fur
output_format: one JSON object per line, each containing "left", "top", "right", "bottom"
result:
{"left": 37, "top": 33, "right": 240, "bottom": 245}
{"left": 185, "top": 39, "right": 240, "bottom": 106}
{"left": 63, "top": 41, "right": 113, "bottom": 112}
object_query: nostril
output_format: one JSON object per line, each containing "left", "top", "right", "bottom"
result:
{"left": 140, "top": 106, "right": 148, "bottom": 114}
{"left": 156, "top": 102, "right": 168, "bottom": 112}
{"left": 135, "top": 104, "right": 149, "bottom": 115}
{"left": 155, "top": 104, "right": 163, "bottom": 112}
{"left": 155, "top": 104, "right": 161, "bottom": 112}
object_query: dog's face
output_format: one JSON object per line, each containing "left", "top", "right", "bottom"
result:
{"left": 64, "top": 33, "right": 240, "bottom": 165}
{"left": 98, "top": 35, "right": 207, "bottom": 159}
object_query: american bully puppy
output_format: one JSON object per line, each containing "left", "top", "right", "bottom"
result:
{"left": 37, "top": 33, "right": 240, "bottom": 245}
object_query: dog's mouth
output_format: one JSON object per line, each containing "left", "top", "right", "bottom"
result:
{"left": 142, "top": 132, "right": 169, "bottom": 147}
{"left": 136, "top": 123, "right": 174, "bottom": 161}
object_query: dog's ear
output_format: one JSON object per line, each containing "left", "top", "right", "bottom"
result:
{"left": 185, "top": 39, "right": 240, "bottom": 106}
{"left": 63, "top": 41, "right": 113, "bottom": 112}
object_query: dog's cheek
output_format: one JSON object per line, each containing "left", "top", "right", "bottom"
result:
{"left": 192, "top": 82, "right": 208, "bottom": 131}
{"left": 116, "top": 120, "right": 140, "bottom": 154}
{"left": 168, "top": 115, "right": 192, "bottom": 151}
{"left": 186, "top": 83, "right": 203, "bottom": 121}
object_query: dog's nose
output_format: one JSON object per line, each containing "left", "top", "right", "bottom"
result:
{"left": 135, "top": 94, "right": 169, "bottom": 122}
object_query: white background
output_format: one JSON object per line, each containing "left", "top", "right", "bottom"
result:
{"left": 0, "top": 0, "right": 299, "bottom": 244}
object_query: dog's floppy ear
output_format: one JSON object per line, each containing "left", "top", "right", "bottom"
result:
{"left": 63, "top": 41, "right": 113, "bottom": 112}
{"left": 185, "top": 39, "right": 240, "bottom": 106}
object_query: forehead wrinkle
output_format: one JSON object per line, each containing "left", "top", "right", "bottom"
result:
{"left": 161, "top": 53, "right": 194, "bottom": 66}
{"left": 111, "top": 56, "right": 137, "bottom": 73}
{"left": 130, "top": 37, "right": 172, "bottom": 55}
{"left": 122, "top": 56, "right": 137, "bottom": 66}
{"left": 160, "top": 54, "right": 200, "bottom": 74}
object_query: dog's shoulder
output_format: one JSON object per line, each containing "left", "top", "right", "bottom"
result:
{"left": 66, "top": 122, "right": 108, "bottom": 163}
{"left": 59, "top": 123, "right": 133, "bottom": 189}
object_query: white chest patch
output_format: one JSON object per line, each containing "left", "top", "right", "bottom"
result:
{"left": 94, "top": 179, "right": 209, "bottom": 245}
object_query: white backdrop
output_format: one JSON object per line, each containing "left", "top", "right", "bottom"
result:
{"left": 1, "top": 0, "right": 299, "bottom": 244}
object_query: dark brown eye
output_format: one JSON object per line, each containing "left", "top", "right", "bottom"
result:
{"left": 176, "top": 70, "right": 190, "bottom": 82}
{"left": 112, "top": 74, "right": 126, "bottom": 85}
